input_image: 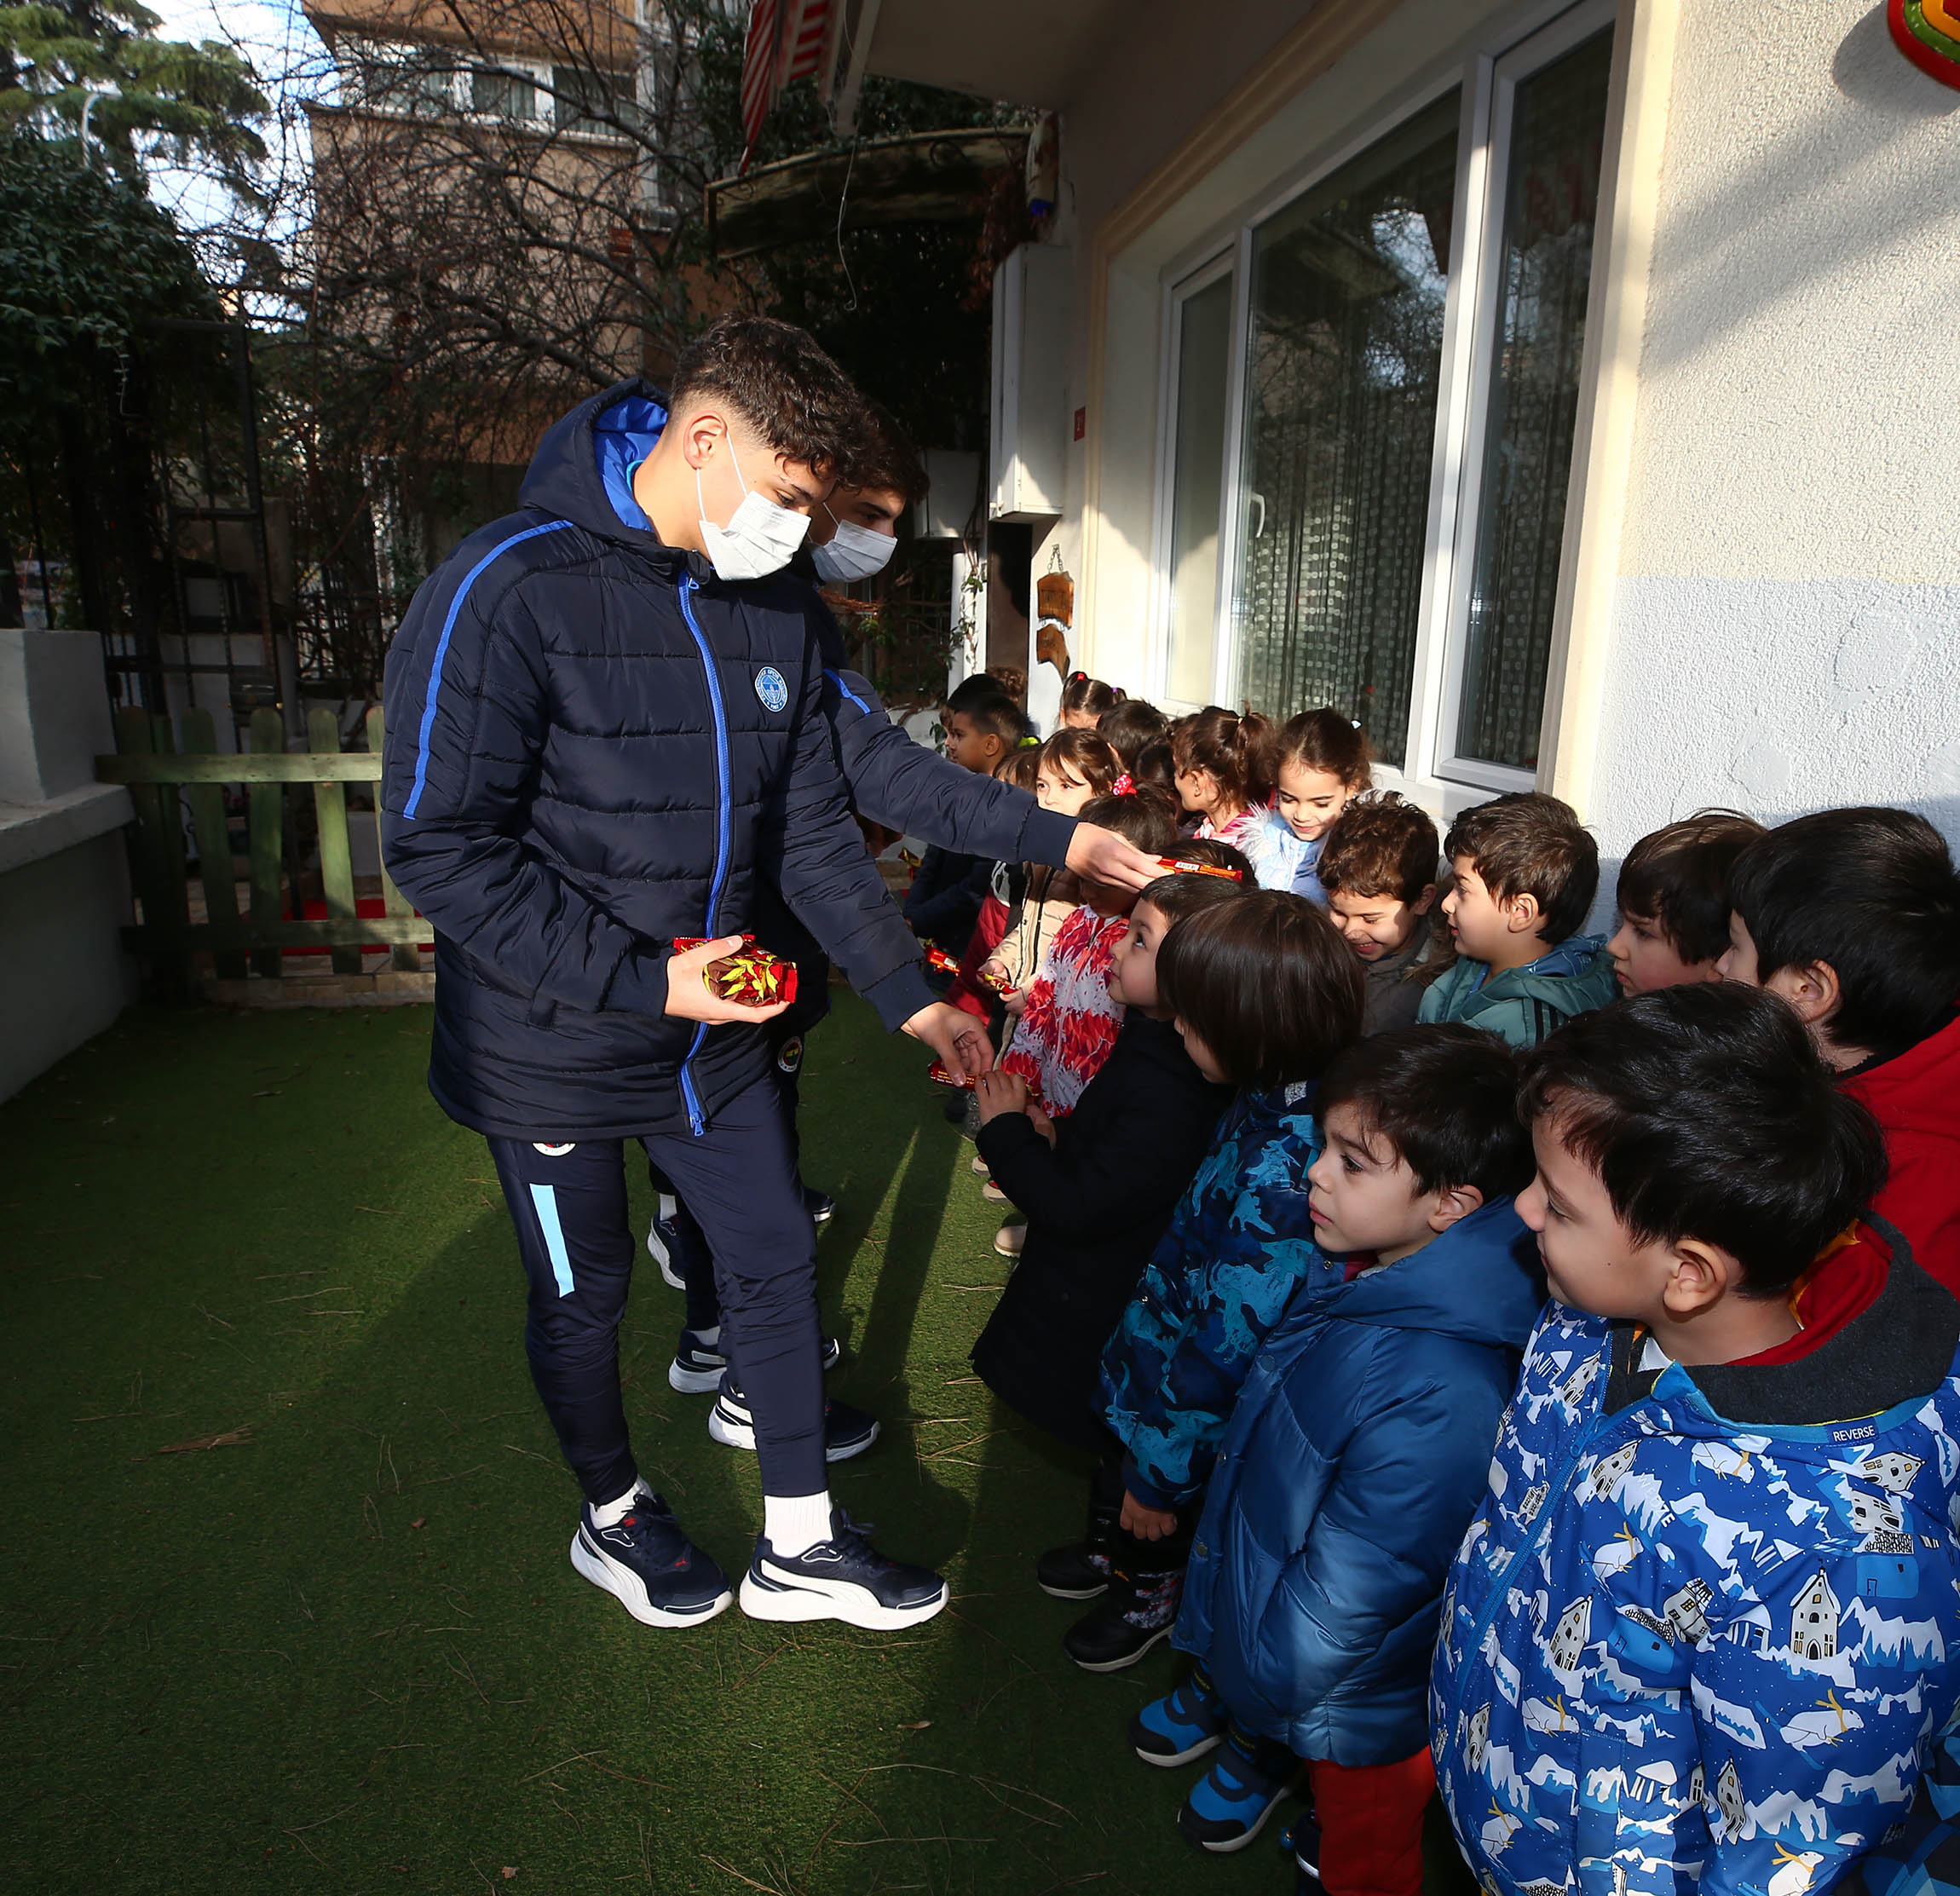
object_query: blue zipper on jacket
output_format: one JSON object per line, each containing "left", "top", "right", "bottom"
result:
{"left": 676, "top": 571, "right": 732, "bottom": 1138}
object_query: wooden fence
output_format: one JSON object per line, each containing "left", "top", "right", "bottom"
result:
{"left": 95, "top": 704, "right": 434, "bottom": 1004}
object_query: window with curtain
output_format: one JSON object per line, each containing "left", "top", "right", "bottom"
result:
{"left": 1454, "top": 30, "right": 1613, "bottom": 771}
{"left": 1231, "top": 91, "right": 1460, "bottom": 768}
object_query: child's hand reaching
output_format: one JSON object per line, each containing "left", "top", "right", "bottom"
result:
{"left": 974, "top": 1070, "right": 1030, "bottom": 1126}
{"left": 1000, "top": 986, "right": 1028, "bottom": 1017}
{"left": 1026, "top": 1100, "right": 1057, "bottom": 1148}
{"left": 1120, "top": 1491, "right": 1179, "bottom": 1542}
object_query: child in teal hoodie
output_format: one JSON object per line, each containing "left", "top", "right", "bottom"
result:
{"left": 1418, "top": 791, "right": 1616, "bottom": 1046}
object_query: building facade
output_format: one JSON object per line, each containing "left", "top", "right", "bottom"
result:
{"left": 844, "top": 0, "right": 1960, "bottom": 885}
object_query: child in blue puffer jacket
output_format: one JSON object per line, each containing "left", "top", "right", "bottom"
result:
{"left": 1075, "top": 890, "right": 1363, "bottom": 1673}
{"left": 1434, "top": 985, "right": 1960, "bottom": 1896}
{"left": 1134, "top": 1025, "right": 1543, "bottom": 1887}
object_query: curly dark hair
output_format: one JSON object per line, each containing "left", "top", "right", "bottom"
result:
{"left": 669, "top": 314, "right": 862, "bottom": 477}
{"left": 842, "top": 400, "right": 930, "bottom": 504}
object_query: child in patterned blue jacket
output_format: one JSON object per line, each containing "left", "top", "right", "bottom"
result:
{"left": 1433, "top": 983, "right": 1960, "bottom": 1896}
{"left": 1075, "top": 890, "right": 1363, "bottom": 1673}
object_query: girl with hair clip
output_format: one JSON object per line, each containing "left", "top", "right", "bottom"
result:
{"left": 1070, "top": 890, "right": 1363, "bottom": 1673}
{"left": 1060, "top": 671, "right": 1122, "bottom": 729}
{"left": 1170, "top": 707, "right": 1275, "bottom": 858}
{"left": 1243, "top": 708, "right": 1374, "bottom": 902}
{"left": 939, "top": 746, "right": 1045, "bottom": 1024}
{"left": 994, "top": 791, "right": 1182, "bottom": 1146}
{"left": 983, "top": 729, "right": 1121, "bottom": 1009}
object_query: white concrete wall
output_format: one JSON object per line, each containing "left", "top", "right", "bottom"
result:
{"left": 0, "top": 833, "right": 136, "bottom": 1102}
{"left": 1586, "top": 0, "right": 1960, "bottom": 883}
{"left": 0, "top": 631, "right": 137, "bottom": 1101}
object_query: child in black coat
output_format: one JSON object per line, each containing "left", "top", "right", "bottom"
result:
{"left": 970, "top": 853, "right": 1250, "bottom": 1599}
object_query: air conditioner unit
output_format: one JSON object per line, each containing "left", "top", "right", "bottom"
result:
{"left": 990, "top": 243, "right": 1070, "bottom": 522}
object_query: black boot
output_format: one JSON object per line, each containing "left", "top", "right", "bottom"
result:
{"left": 1062, "top": 1546, "right": 1186, "bottom": 1671}
{"left": 1037, "top": 1464, "right": 1123, "bottom": 1599}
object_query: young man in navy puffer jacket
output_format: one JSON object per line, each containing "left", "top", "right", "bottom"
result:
{"left": 381, "top": 317, "right": 994, "bottom": 1635}
{"left": 1139, "top": 1026, "right": 1542, "bottom": 1887}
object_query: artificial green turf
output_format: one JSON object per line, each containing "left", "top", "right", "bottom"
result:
{"left": 0, "top": 994, "right": 1290, "bottom": 1895}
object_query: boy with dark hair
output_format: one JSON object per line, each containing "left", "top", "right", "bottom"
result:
{"left": 1605, "top": 809, "right": 1764, "bottom": 994}
{"left": 383, "top": 312, "right": 990, "bottom": 1637}
{"left": 1433, "top": 983, "right": 1960, "bottom": 1896}
{"left": 1317, "top": 791, "right": 1447, "bottom": 1033}
{"left": 1720, "top": 806, "right": 1960, "bottom": 1293}
{"left": 1419, "top": 791, "right": 1616, "bottom": 1045}
{"left": 1143, "top": 1026, "right": 1541, "bottom": 1886}
{"left": 904, "top": 694, "right": 1027, "bottom": 954}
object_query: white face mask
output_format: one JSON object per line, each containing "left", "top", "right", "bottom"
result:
{"left": 695, "top": 443, "right": 809, "bottom": 582}
{"left": 810, "top": 507, "right": 898, "bottom": 584}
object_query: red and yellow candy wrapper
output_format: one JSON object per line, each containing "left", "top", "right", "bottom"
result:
{"left": 672, "top": 935, "right": 798, "bottom": 1006}
{"left": 1153, "top": 856, "right": 1246, "bottom": 882}
{"left": 927, "top": 1060, "right": 1042, "bottom": 1104}
{"left": 926, "top": 943, "right": 1017, "bottom": 996}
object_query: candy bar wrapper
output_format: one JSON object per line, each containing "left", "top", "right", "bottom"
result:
{"left": 672, "top": 936, "right": 798, "bottom": 1006}
{"left": 1152, "top": 855, "right": 1246, "bottom": 882}
{"left": 977, "top": 964, "right": 1014, "bottom": 995}
{"left": 927, "top": 1060, "right": 1041, "bottom": 1104}
{"left": 925, "top": 946, "right": 963, "bottom": 977}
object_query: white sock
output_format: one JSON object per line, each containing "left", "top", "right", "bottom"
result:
{"left": 764, "top": 1491, "right": 834, "bottom": 1559}
{"left": 590, "top": 1479, "right": 646, "bottom": 1529}
{"left": 658, "top": 1193, "right": 677, "bottom": 1222}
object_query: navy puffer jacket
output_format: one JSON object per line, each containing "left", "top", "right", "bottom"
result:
{"left": 380, "top": 381, "right": 932, "bottom": 1140}
{"left": 1175, "top": 1200, "right": 1542, "bottom": 1766}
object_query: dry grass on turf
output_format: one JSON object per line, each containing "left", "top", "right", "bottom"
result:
{"left": 0, "top": 993, "right": 1304, "bottom": 1896}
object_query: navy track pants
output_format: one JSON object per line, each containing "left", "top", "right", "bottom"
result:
{"left": 487, "top": 1073, "right": 826, "bottom": 1505}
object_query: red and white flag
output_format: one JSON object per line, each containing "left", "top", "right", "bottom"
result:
{"left": 739, "top": 0, "right": 832, "bottom": 171}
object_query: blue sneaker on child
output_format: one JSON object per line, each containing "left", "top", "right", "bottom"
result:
{"left": 1131, "top": 1666, "right": 1227, "bottom": 1767}
{"left": 1175, "top": 1723, "right": 1301, "bottom": 1853}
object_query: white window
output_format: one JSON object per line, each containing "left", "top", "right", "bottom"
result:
{"left": 1155, "top": 0, "right": 1616, "bottom": 794}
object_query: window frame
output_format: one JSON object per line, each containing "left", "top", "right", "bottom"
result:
{"left": 1148, "top": 247, "right": 1238, "bottom": 711}
{"left": 1150, "top": 0, "right": 1617, "bottom": 792}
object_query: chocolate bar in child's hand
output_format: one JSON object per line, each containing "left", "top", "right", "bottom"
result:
{"left": 976, "top": 963, "right": 1013, "bottom": 994}
{"left": 927, "top": 1060, "right": 1041, "bottom": 1103}
{"left": 925, "top": 946, "right": 963, "bottom": 977}
{"left": 672, "top": 935, "right": 798, "bottom": 1006}
{"left": 1152, "top": 855, "right": 1246, "bottom": 881}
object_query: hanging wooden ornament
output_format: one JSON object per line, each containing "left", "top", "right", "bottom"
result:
{"left": 1034, "top": 568, "right": 1073, "bottom": 674}
{"left": 1891, "top": 0, "right": 1960, "bottom": 87}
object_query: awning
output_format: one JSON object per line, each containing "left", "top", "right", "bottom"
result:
{"left": 706, "top": 127, "right": 1029, "bottom": 260}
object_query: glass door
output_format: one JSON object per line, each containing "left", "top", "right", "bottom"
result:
{"left": 1226, "top": 90, "right": 1461, "bottom": 768}
{"left": 1158, "top": 262, "right": 1236, "bottom": 706}
{"left": 1443, "top": 17, "right": 1615, "bottom": 780}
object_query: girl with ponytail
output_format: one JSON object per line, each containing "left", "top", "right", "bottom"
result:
{"left": 1168, "top": 707, "right": 1274, "bottom": 858}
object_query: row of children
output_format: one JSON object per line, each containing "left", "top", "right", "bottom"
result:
{"left": 903, "top": 677, "right": 1960, "bottom": 1896}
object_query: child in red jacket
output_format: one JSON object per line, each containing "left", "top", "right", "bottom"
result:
{"left": 1720, "top": 805, "right": 1960, "bottom": 1291}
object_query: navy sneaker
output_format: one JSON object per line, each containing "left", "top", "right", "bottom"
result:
{"left": 708, "top": 1378, "right": 877, "bottom": 1461}
{"left": 1285, "top": 1810, "right": 1323, "bottom": 1889}
{"left": 671, "top": 1333, "right": 841, "bottom": 1397}
{"left": 645, "top": 1213, "right": 687, "bottom": 1291}
{"left": 1132, "top": 1666, "right": 1227, "bottom": 1767}
{"left": 569, "top": 1487, "right": 732, "bottom": 1628}
{"left": 740, "top": 1509, "right": 948, "bottom": 1629}
{"left": 1176, "top": 1725, "right": 1302, "bottom": 1853}
{"left": 804, "top": 1187, "right": 836, "bottom": 1225}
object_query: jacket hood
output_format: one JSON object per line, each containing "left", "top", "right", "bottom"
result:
{"left": 516, "top": 379, "right": 705, "bottom": 576}
{"left": 1333, "top": 1199, "right": 1544, "bottom": 1351}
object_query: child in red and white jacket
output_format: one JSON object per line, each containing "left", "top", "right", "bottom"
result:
{"left": 1000, "top": 790, "right": 1180, "bottom": 1115}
